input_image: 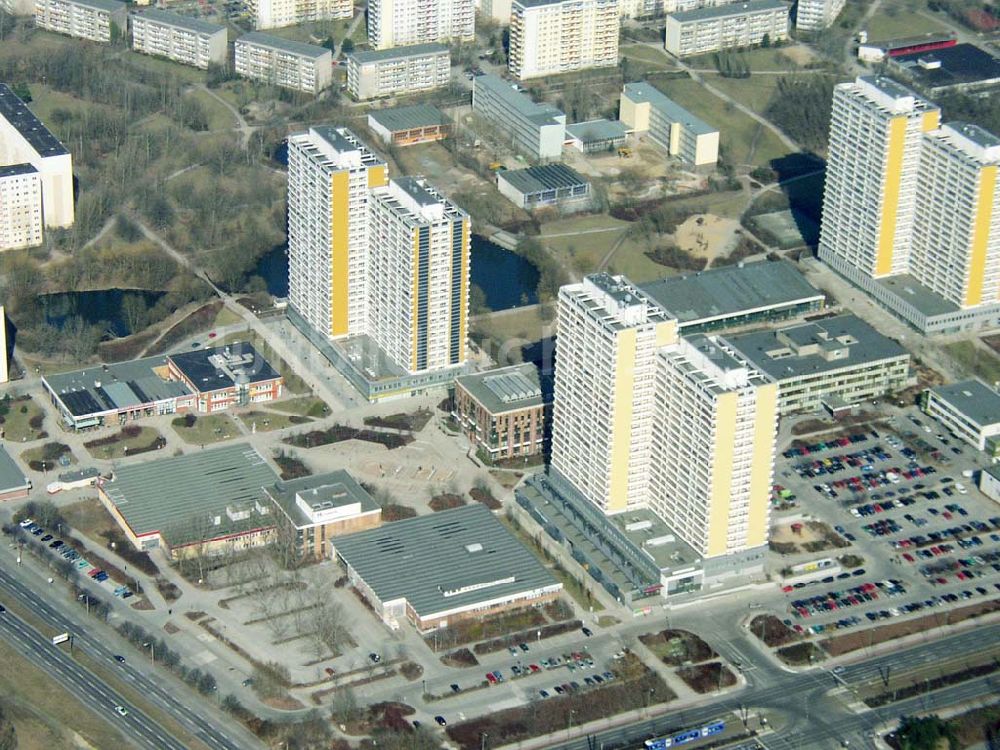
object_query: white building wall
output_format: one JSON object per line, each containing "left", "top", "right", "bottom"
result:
{"left": 367, "top": 0, "right": 474, "bottom": 50}
{"left": 0, "top": 169, "right": 43, "bottom": 251}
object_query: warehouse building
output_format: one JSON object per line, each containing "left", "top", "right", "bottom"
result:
{"left": 453, "top": 363, "right": 548, "bottom": 463}
{"left": 639, "top": 260, "right": 825, "bottom": 334}
{"left": 889, "top": 43, "right": 1000, "bottom": 97}
{"left": 922, "top": 380, "right": 1000, "bottom": 454}
{"left": 332, "top": 503, "right": 562, "bottom": 631}
{"left": 235, "top": 32, "right": 332, "bottom": 93}
{"left": 723, "top": 315, "right": 911, "bottom": 415}
{"left": 130, "top": 8, "right": 228, "bottom": 70}
{"left": 368, "top": 104, "right": 450, "bottom": 147}
{"left": 263, "top": 471, "right": 382, "bottom": 560}
{"left": 472, "top": 74, "right": 566, "bottom": 160}
{"left": 497, "top": 164, "right": 590, "bottom": 210}
{"left": 565, "top": 119, "right": 628, "bottom": 154}
{"left": 346, "top": 44, "right": 450, "bottom": 100}
{"left": 98, "top": 444, "right": 280, "bottom": 558}
{"left": 619, "top": 82, "right": 719, "bottom": 168}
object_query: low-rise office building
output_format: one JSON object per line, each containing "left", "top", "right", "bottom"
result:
{"left": 0, "top": 83, "right": 74, "bottom": 245}
{"left": 922, "top": 380, "right": 1000, "bottom": 454}
{"left": 368, "top": 104, "right": 450, "bottom": 147}
{"left": 565, "top": 119, "right": 628, "bottom": 153}
{"left": 346, "top": 44, "right": 450, "bottom": 100}
{"left": 472, "top": 74, "right": 566, "bottom": 160}
{"left": 264, "top": 471, "right": 382, "bottom": 560}
{"left": 98, "top": 444, "right": 280, "bottom": 558}
{"left": 0, "top": 446, "right": 31, "bottom": 502}
{"left": 332, "top": 504, "right": 562, "bottom": 631}
{"left": 664, "top": 0, "right": 789, "bottom": 58}
{"left": 723, "top": 315, "right": 911, "bottom": 415}
{"left": 619, "top": 82, "right": 719, "bottom": 167}
{"left": 166, "top": 343, "right": 284, "bottom": 413}
{"left": 496, "top": 163, "right": 591, "bottom": 210}
{"left": 639, "top": 260, "right": 825, "bottom": 334}
{"left": 453, "top": 363, "right": 548, "bottom": 463}
{"left": 35, "top": 0, "right": 126, "bottom": 42}
{"left": 235, "top": 32, "right": 332, "bottom": 94}
{"left": 130, "top": 9, "right": 228, "bottom": 70}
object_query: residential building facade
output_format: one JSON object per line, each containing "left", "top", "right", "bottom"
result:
{"left": 0, "top": 83, "right": 74, "bottom": 248}
{"left": 234, "top": 33, "right": 333, "bottom": 93}
{"left": 286, "top": 126, "right": 388, "bottom": 340}
{"left": 453, "top": 363, "right": 547, "bottom": 462}
{"left": 508, "top": 0, "right": 619, "bottom": 80}
{"left": 367, "top": 177, "right": 470, "bottom": 374}
{"left": 650, "top": 335, "right": 776, "bottom": 560}
{"left": 130, "top": 8, "right": 227, "bottom": 69}
{"left": 34, "top": 0, "right": 126, "bottom": 42}
{"left": 346, "top": 43, "right": 450, "bottom": 100}
{"left": 664, "top": 0, "right": 789, "bottom": 58}
{"left": 472, "top": 74, "right": 566, "bottom": 160}
{"left": 620, "top": 81, "right": 719, "bottom": 167}
{"left": 248, "top": 0, "right": 351, "bottom": 30}
{"left": 794, "top": 0, "right": 845, "bottom": 30}
{"left": 366, "top": 0, "right": 474, "bottom": 50}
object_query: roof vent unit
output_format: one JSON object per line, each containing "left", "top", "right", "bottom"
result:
{"left": 465, "top": 542, "right": 483, "bottom": 553}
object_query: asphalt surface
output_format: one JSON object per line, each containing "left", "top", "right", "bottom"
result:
{"left": 0, "top": 565, "right": 263, "bottom": 750}
{"left": 544, "top": 623, "right": 1000, "bottom": 750}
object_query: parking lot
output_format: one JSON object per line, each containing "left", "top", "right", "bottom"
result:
{"left": 771, "top": 408, "right": 1000, "bottom": 640}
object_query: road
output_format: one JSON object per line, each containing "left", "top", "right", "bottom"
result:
{"left": 0, "top": 565, "right": 265, "bottom": 750}
{"left": 540, "top": 623, "right": 1000, "bottom": 750}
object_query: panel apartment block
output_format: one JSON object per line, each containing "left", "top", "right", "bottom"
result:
{"left": 509, "top": 0, "right": 619, "bottom": 79}
{"left": 0, "top": 83, "right": 74, "bottom": 246}
{"left": 235, "top": 32, "right": 332, "bottom": 93}
{"left": 130, "top": 9, "right": 227, "bottom": 69}
{"left": 367, "top": 0, "right": 474, "bottom": 50}
{"left": 367, "top": 177, "right": 470, "bottom": 374}
{"left": 35, "top": 0, "right": 126, "bottom": 42}
{"left": 346, "top": 43, "right": 450, "bottom": 100}
{"left": 664, "top": 0, "right": 789, "bottom": 57}
{"left": 249, "top": 0, "right": 351, "bottom": 30}
{"left": 794, "top": 0, "right": 845, "bottom": 30}
{"left": 620, "top": 81, "right": 719, "bottom": 167}
{"left": 287, "top": 127, "right": 387, "bottom": 340}
{"left": 472, "top": 74, "right": 565, "bottom": 160}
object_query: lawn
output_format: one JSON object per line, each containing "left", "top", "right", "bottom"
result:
{"left": 84, "top": 426, "right": 166, "bottom": 460}
{"left": 238, "top": 409, "right": 311, "bottom": 432}
{"left": 708, "top": 75, "right": 782, "bottom": 116}
{"left": 213, "top": 305, "right": 243, "bottom": 328}
{"left": 944, "top": 341, "right": 1000, "bottom": 384}
{"left": 540, "top": 214, "right": 631, "bottom": 276}
{"left": 864, "top": 9, "right": 947, "bottom": 40}
{"left": 21, "top": 442, "right": 76, "bottom": 471}
{"left": 472, "top": 305, "right": 552, "bottom": 347}
{"left": 121, "top": 47, "right": 205, "bottom": 84}
{"left": 62, "top": 498, "right": 120, "bottom": 542}
{"left": 620, "top": 43, "right": 676, "bottom": 71}
{"left": 264, "top": 16, "right": 362, "bottom": 45}
{"left": 269, "top": 396, "right": 330, "bottom": 417}
{"left": 186, "top": 87, "right": 236, "bottom": 132}
{"left": 0, "top": 395, "right": 47, "bottom": 442}
{"left": 646, "top": 76, "right": 791, "bottom": 166}
{"left": 171, "top": 413, "right": 240, "bottom": 445}
{"left": 0, "top": 637, "right": 129, "bottom": 750}
{"left": 606, "top": 235, "right": 679, "bottom": 283}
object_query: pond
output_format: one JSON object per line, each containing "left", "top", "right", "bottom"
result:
{"left": 251, "top": 235, "right": 540, "bottom": 311}
{"left": 41, "top": 289, "right": 167, "bottom": 337}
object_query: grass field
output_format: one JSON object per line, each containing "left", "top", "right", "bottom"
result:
{"left": 472, "top": 305, "right": 552, "bottom": 349}
{"left": 864, "top": 9, "right": 947, "bottom": 40}
{"left": 186, "top": 88, "right": 236, "bottom": 131}
{"left": 213, "top": 305, "right": 244, "bottom": 329}
{"left": 0, "top": 396, "right": 47, "bottom": 442}
{"left": 172, "top": 414, "right": 240, "bottom": 445}
{"left": 269, "top": 396, "right": 330, "bottom": 417}
{"left": 646, "top": 77, "right": 790, "bottom": 166}
{"left": 540, "top": 215, "right": 631, "bottom": 276}
{"left": 620, "top": 44, "right": 676, "bottom": 71}
{"left": 606, "top": 235, "right": 677, "bottom": 283}
{"left": 239, "top": 409, "right": 310, "bottom": 432}
{"left": 945, "top": 341, "right": 1000, "bottom": 384}
{"left": 62, "top": 498, "right": 120, "bottom": 542}
{"left": 85, "top": 427, "right": 164, "bottom": 460}
{"left": 22, "top": 443, "right": 77, "bottom": 469}
{"left": 0, "top": 637, "right": 129, "bottom": 750}
{"left": 707, "top": 75, "right": 782, "bottom": 116}
{"left": 264, "top": 16, "right": 364, "bottom": 44}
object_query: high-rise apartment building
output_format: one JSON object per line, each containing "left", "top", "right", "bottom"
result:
{"left": 650, "top": 335, "right": 775, "bottom": 559}
{"left": 508, "top": 0, "right": 619, "bottom": 80}
{"left": 910, "top": 123, "right": 1000, "bottom": 310}
{"left": 34, "top": 0, "right": 126, "bottom": 42}
{"left": 550, "top": 273, "right": 776, "bottom": 563}
{"left": 234, "top": 33, "right": 333, "bottom": 93}
{"left": 287, "top": 127, "right": 387, "bottom": 340}
{"left": 819, "top": 76, "right": 1000, "bottom": 333}
{"left": 130, "top": 9, "right": 228, "bottom": 70}
{"left": 819, "top": 76, "right": 940, "bottom": 281}
{"left": 248, "top": 0, "right": 351, "bottom": 30}
{"left": 368, "top": 177, "right": 469, "bottom": 373}
{"left": 551, "top": 275, "right": 676, "bottom": 515}
{"left": 366, "top": 0, "right": 474, "bottom": 50}
{"left": 794, "top": 0, "right": 845, "bottom": 30}
{"left": 664, "top": 0, "right": 789, "bottom": 57}
{"left": 0, "top": 83, "right": 74, "bottom": 249}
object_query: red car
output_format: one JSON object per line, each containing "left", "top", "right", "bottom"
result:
{"left": 486, "top": 672, "right": 497, "bottom": 684}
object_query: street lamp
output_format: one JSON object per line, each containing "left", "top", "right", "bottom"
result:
{"left": 142, "top": 641, "right": 154, "bottom": 665}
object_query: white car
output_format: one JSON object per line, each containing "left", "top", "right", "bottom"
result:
{"left": 114, "top": 705, "right": 129, "bottom": 718}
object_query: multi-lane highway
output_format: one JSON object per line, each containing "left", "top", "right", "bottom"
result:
{"left": 0, "top": 566, "right": 264, "bottom": 750}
